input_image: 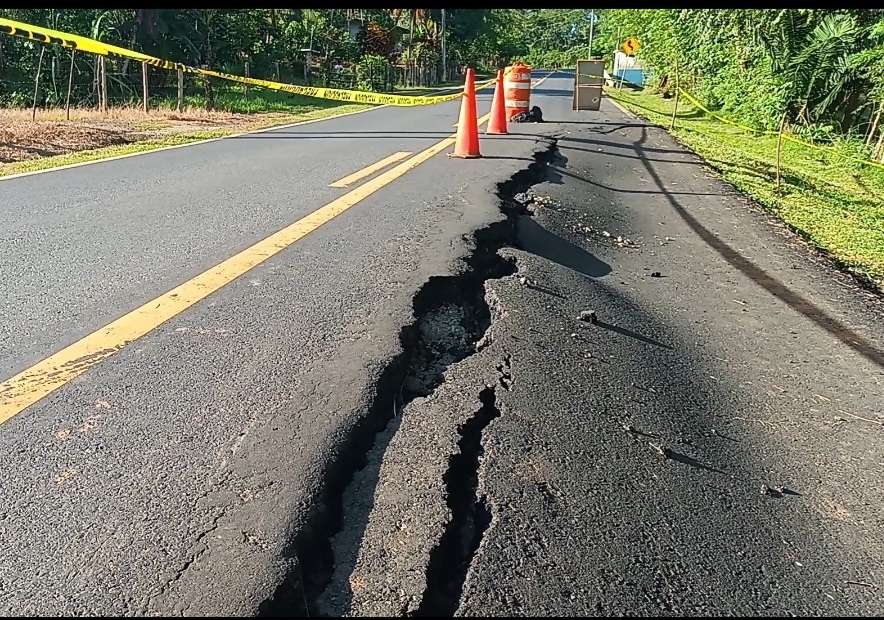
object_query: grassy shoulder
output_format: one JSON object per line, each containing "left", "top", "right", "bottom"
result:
{"left": 605, "top": 86, "right": 884, "bottom": 288}
{"left": 0, "top": 88, "right": 373, "bottom": 178}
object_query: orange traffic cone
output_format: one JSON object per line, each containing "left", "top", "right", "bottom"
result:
{"left": 486, "top": 69, "right": 507, "bottom": 135}
{"left": 450, "top": 68, "right": 481, "bottom": 158}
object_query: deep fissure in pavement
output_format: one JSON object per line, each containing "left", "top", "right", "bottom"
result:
{"left": 257, "top": 139, "right": 561, "bottom": 618}
{"left": 412, "top": 386, "right": 499, "bottom": 617}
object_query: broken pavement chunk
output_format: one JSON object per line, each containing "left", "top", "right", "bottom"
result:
{"left": 761, "top": 484, "right": 798, "bottom": 498}
{"left": 578, "top": 310, "right": 597, "bottom": 324}
{"left": 514, "top": 192, "right": 533, "bottom": 205}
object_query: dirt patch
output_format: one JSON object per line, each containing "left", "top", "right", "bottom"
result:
{"left": 0, "top": 106, "right": 303, "bottom": 164}
{"left": 0, "top": 121, "right": 135, "bottom": 163}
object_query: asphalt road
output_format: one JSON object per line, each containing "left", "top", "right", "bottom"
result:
{"left": 3, "top": 71, "right": 883, "bottom": 617}
{"left": 0, "top": 73, "right": 556, "bottom": 615}
{"left": 456, "top": 87, "right": 884, "bottom": 616}
{"left": 315, "top": 77, "right": 884, "bottom": 617}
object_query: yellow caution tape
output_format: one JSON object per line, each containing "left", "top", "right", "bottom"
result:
{"left": 676, "top": 87, "right": 884, "bottom": 172}
{"left": 677, "top": 88, "right": 767, "bottom": 136}
{"left": 0, "top": 17, "right": 495, "bottom": 107}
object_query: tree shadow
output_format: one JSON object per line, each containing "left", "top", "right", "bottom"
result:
{"left": 630, "top": 126, "right": 884, "bottom": 369}
{"left": 231, "top": 132, "right": 539, "bottom": 142}
{"left": 586, "top": 123, "right": 654, "bottom": 134}
{"left": 558, "top": 133, "right": 684, "bottom": 155}
{"left": 702, "top": 158, "right": 884, "bottom": 227}
{"left": 532, "top": 88, "right": 573, "bottom": 97}
{"left": 545, "top": 121, "right": 652, "bottom": 129}
{"left": 560, "top": 143, "right": 709, "bottom": 167}
{"left": 606, "top": 96, "right": 704, "bottom": 121}
{"left": 554, "top": 165, "right": 724, "bottom": 196}
{"left": 231, "top": 133, "right": 454, "bottom": 141}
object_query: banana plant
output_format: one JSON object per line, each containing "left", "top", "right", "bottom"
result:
{"left": 787, "top": 12, "right": 860, "bottom": 125}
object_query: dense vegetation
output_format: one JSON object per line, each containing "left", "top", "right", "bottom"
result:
{"left": 607, "top": 87, "right": 884, "bottom": 285}
{"left": 0, "top": 9, "right": 590, "bottom": 107}
{"left": 599, "top": 9, "right": 884, "bottom": 159}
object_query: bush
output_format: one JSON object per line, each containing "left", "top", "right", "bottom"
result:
{"left": 708, "top": 60, "right": 787, "bottom": 131}
{"left": 828, "top": 136, "right": 875, "bottom": 173}
{"left": 0, "top": 90, "right": 33, "bottom": 107}
{"left": 793, "top": 122, "right": 839, "bottom": 144}
{"left": 355, "top": 54, "right": 390, "bottom": 92}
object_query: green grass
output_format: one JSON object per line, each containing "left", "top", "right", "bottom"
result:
{"left": 1, "top": 131, "right": 230, "bottom": 176}
{"left": 0, "top": 102, "right": 371, "bottom": 178}
{"left": 606, "top": 86, "right": 884, "bottom": 288}
{"left": 1, "top": 77, "right": 476, "bottom": 178}
{"left": 153, "top": 87, "right": 358, "bottom": 114}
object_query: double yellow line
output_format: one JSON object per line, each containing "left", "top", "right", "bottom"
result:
{"left": 0, "top": 114, "right": 486, "bottom": 425}
{"left": 0, "top": 72, "right": 553, "bottom": 425}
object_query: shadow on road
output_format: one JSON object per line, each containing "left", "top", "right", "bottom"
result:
{"left": 609, "top": 96, "right": 705, "bottom": 121}
{"left": 595, "top": 319, "right": 673, "bottom": 350}
{"left": 516, "top": 215, "right": 611, "bottom": 278}
{"left": 551, "top": 122, "right": 655, "bottom": 134}
{"left": 554, "top": 165, "right": 722, "bottom": 196}
{"left": 665, "top": 448, "right": 726, "bottom": 474}
{"left": 531, "top": 88, "right": 573, "bottom": 97}
{"left": 230, "top": 132, "right": 539, "bottom": 141}
{"left": 560, "top": 134, "right": 683, "bottom": 155}
{"left": 627, "top": 125, "right": 884, "bottom": 369}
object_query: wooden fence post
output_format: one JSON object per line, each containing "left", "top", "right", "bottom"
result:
{"left": 874, "top": 129, "right": 884, "bottom": 162}
{"left": 669, "top": 60, "right": 680, "bottom": 131}
{"left": 31, "top": 46, "right": 46, "bottom": 121}
{"left": 775, "top": 111, "right": 787, "bottom": 192}
{"left": 100, "top": 56, "right": 108, "bottom": 114}
{"left": 142, "top": 61, "right": 149, "bottom": 113}
{"left": 51, "top": 55, "right": 57, "bottom": 101}
{"left": 177, "top": 67, "right": 184, "bottom": 112}
{"left": 65, "top": 49, "right": 75, "bottom": 121}
{"left": 865, "top": 102, "right": 882, "bottom": 146}
{"left": 203, "top": 67, "right": 214, "bottom": 112}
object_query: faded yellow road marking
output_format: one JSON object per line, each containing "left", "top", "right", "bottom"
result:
{"left": 0, "top": 112, "right": 491, "bottom": 425}
{"left": 329, "top": 151, "right": 412, "bottom": 188}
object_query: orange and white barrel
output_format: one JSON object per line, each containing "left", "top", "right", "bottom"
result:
{"left": 504, "top": 62, "right": 532, "bottom": 120}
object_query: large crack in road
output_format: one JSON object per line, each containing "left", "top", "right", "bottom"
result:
{"left": 413, "top": 385, "right": 499, "bottom": 617}
{"left": 255, "top": 139, "right": 563, "bottom": 617}
{"left": 216, "top": 110, "right": 884, "bottom": 616}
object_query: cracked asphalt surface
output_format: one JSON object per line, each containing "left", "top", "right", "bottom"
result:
{"left": 0, "top": 75, "right": 553, "bottom": 616}
{"left": 2, "top": 71, "right": 883, "bottom": 616}
{"left": 318, "top": 76, "right": 884, "bottom": 616}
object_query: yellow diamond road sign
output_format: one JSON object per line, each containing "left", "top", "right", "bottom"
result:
{"left": 622, "top": 37, "right": 640, "bottom": 56}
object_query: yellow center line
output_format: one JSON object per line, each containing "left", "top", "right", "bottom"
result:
{"left": 0, "top": 112, "right": 491, "bottom": 425}
{"left": 329, "top": 151, "right": 413, "bottom": 188}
